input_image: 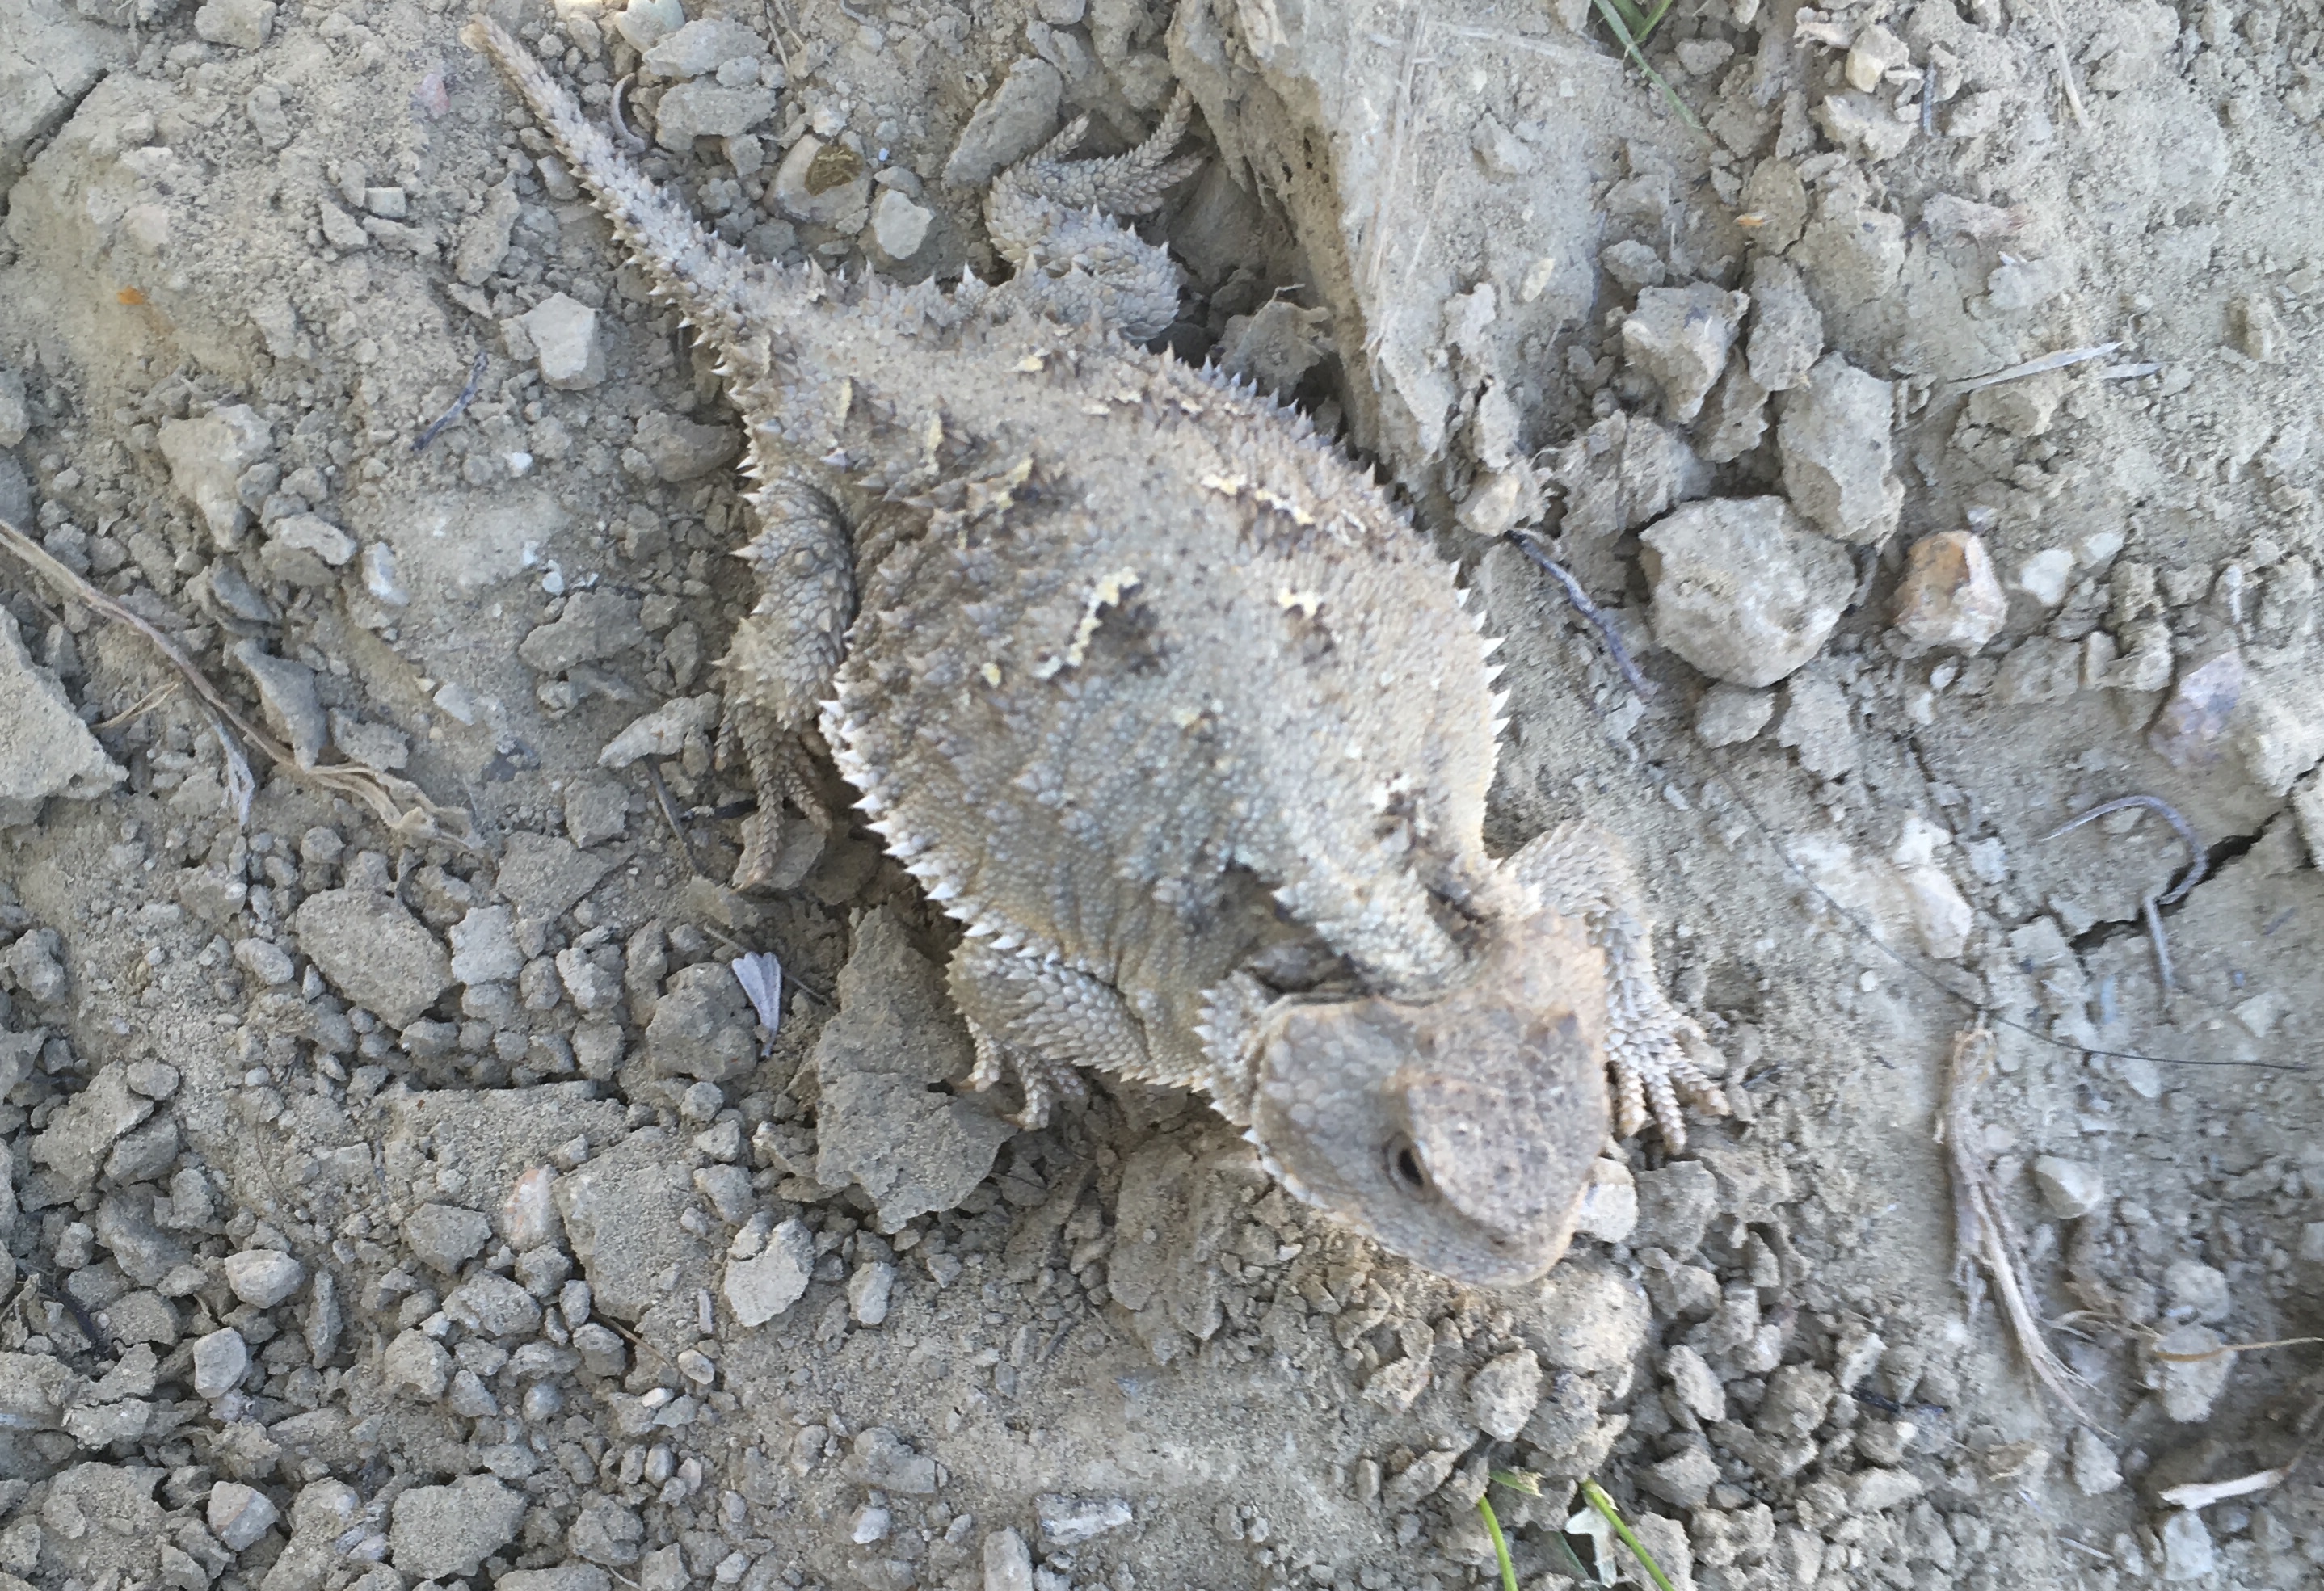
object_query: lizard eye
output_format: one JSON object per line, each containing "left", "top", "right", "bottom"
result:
{"left": 1383, "top": 1134, "right": 1432, "bottom": 1197}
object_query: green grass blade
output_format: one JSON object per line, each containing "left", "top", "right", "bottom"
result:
{"left": 1589, "top": 0, "right": 1703, "bottom": 131}
{"left": 1581, "top": 1479, "right": 1679, "bottom": 1591}
{"left": 1475, "top": 1492, "right": 1521, "bottom": 1591}
{"left": 1635, "top": 0, "right": 1678, "bottom": 44}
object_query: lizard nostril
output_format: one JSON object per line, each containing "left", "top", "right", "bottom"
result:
{"left": 1385, "top": 1136, "right": 1430, "bottom": 1196}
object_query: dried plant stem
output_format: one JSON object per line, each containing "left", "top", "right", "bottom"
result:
{"left": 0, "top": 514, "right": 465, "bottom": 842}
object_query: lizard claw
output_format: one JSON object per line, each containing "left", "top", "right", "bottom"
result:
{"left": 966, "top": 1032, "right": 1085, "bottom": 1131}
{"left": 1606, "top": 1001, "right": 1731, "bottom": 1151}
{"left": 718, "top": 702, "right": 832, "bottom": 890}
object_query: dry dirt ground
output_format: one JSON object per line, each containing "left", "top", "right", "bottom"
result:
{"left": 3, "top": 0, "right": 2324, "bottom": 1589}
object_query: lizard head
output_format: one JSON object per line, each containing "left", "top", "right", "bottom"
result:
{"left": 1241, "top": 900, "right": 1611, "bottom": 1286}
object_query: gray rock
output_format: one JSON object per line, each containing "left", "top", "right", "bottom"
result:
{"left": 519, "top": 293, "right": 604, "bottom": 390}
{"left": 562, "top": 776, "right": 628, "bottom": 848}
{"left": 103, "top": 1117, "right": 180, "bottom": 1187}
{"left": 448, "top": 906, "right": 524, "bottom": 987}
{"left": 1642, "top": 497, "right": 1853, "bottom": 687}
{"left": 501, "top": 1166, "right": 564, "bottom": 1252}
{"left": 815, "top": 909, "right": 1013, "bottom": 1227}
{"left": 723, "top": 1217, "right": 813, "bottom": 1327}
{"left": 1622, "top": 284, "right": 1749, "bottom": 423}
{"left": 1639, "top": 1443, "right": 1718, "bottom": 1509}
{"left": 192, "top": 1327, "right": 250, "bottom": 1398}
{"left": 389, "top": 1475, "right": 527, "bottom": 1581}
{"left": 294, "top": 890, "right": 452, "bottom": 1029}
{"left": 2, "top": 4, "right": 128, "bottom": 203}
{"left": 445, "top": 1271, "right": 544, "bottom": 1338}
{"left": 1037, "top": 1494, "right": 1132, "bottom": 1547}
{"left": 267, "top": 512, "right": 357, "bottom": 567}
{"left": 331, "top": 710, "right": 410, "bottom": 771}
{"left": 192, "top": 0, "right": 275, "bottom": 50}
{"left": 405, "top": 1203, "right": 493, "bottom": 1272}
{"left": 520, "top": 591, "right": 645, "bottom": 676}
{"left": 1745, "top": 255, "right": 1822, "bottom": 392}
{"left": 772, "top": 135, "right": 870, "bottom": 228}
{"left": 640, "top": 18, "right": 765, "bottom": 76}
{"left": 233, "top": 937, "right": 296, "bottom": 987}
{"left": 498, "top": 832, "right": 613, "bottom": 935}
{"left": 0, "top": 366, "right": 27, "bottom": 449}
{"left": 2148, "top": 650, "right": 2243, "bottom": 770}
{"left": 1892, "top": 531, "right": 2006, "bottom": 653}
{"left": 630, "top": 412, "right": 740, "bottom": 483}
{"left": 871, "top": 188, "right": 934, "bottom": 261}
{"left": 0, "top": 607, "right": 125, "bottom": 827}
{"left": 157, "top": 405, "right": 272, "bottom": 548}
{"left": 2163, "top": 1259, "right": 2230, "bottom": 1324}
{"left": 30, "top": 1064, "right": 154, "bottom": 1198}
{"left": 646, "top": 962, "right": 760, "bottom": 1082}
{"left": 456, "top": 179, "right": 524, "bottom": 286}
{"left": 1777, "top": 354, "right": 1902, "bottom": 544}
{"left": 230, "top": 641, "right": 327, "bottom": 767}
{"left": 262, "top": 1480, "right": 364, "bottom": 1591}
{"left": 943, "top": 57, "right": 1064, "bottom": 188}
{"left": 1775, "top": 668, "right": 1857, "bottom": 780}
{"left": 1524, "top": 1259, "right": 1647, "bottom": 1372}
{"left": 555, "top": 1148, "right": 710, "bottom": 1325}
{"left": 693, "top": 1162, "right": 753, "bottom": 1223}
{"left": 2030, "top": 1155, "right": 2104, "bottom": 1220}
{"left": 2068, "top": 1426, "right": 2121, "bottom": 1495}
{"left": 1694, "top": 682, "right": 1774, "bottom": 747}
{"left": 569, "top": 1498, "right": 646, "bottom": 1567}
{"left": 1663, "top": 1343, "right": 1725, "bottom": 1421}
{"left": 223, "top": 1249, "right": 303, "bottom": 1308}
{"left": 499, "top": 1568, "right": 615, "bottom": 1591}
{"left": 655, "top": 82, "right": 777, "bottom": 149}
{"left": 2159, "top": 1510, "right": 2214, "bottom": 1580}
{"left": 384, "top": 1329, "right": 452, "bottom": 1399}
{"left": 207, "top": 1480, "right": 280, "bottom": 1551}
{"left": 983, "top": 1528, "right": 1034, "bottom": 1591}
{"left": 1466, "top": 1348, "right": 1543, "bottom": 1442}
{"left": 847, "top": 1258, "right": 895, "bottom": 1327}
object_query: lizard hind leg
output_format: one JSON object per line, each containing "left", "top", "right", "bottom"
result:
{"left": 1505, "top": 821, "right": 1732, "bottom": 1149}
{"left": 716, "top": 470, "right": 855, "bottom": 889}
{"left": 983, "top": 89, "right": 1204, "bottom": 340}
{"left": 949, "top": 938, "right": 1154, "bottom": 1130}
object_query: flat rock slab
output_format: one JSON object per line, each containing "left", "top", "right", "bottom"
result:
{"left": 294, "top": 889, "right": 453, "bottom": 1029}
{"left": 815, "top": 908, "right": 1013, "bottom": 1230}
{"left": 0, "top": 607, "right": 124, "bottom": 827}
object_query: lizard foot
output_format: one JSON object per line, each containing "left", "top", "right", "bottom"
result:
{"left": 1605, "top": 974, "right": 1732, "bottom": 1151}
{"left": 1505, "top": 819, "right": 1732, "bottom": 1151}
{"left": 718, "top": 701, "right": 832, "bottom": 890}
{"left": 966, "top": 1030, "right": 1088, "bottom": 1130}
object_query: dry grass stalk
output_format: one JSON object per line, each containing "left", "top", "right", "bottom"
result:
{"left": 1938, "top": 1024, "right": 2099, "bottom": 1426}
{"left": 0, "top": 514, "right": 465, "bottom": 843}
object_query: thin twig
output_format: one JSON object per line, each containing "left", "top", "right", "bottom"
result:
{"left": 1953, "top": 342, "right": 2120, "bottom": 392}
{"left": 1940, "top": 1026, "right": 2100, "bottom": 1427}
{"left": 412, "top": 351, "right": 490, "bottom": 452}
{"left": 642, "top": 756, "right": 702, "bottom": 876}
{"left": 1507, "top": 532, "right": 1657, "bottom": 699}
{"left": 2039, "top": 793, "right": 2207, "bottom": 903}
{"left": 2140, "top": 894, "right": 2176, "bottom": 1000}
{"left": 93, "top": 677, "right": 180, "bottom": 730}
{"left": 0, "top": 515, "right": 465, "bottom": 841}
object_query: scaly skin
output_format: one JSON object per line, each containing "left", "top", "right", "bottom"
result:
{"left": 466, "top": 20, "right": 1724, "bottom": 1284}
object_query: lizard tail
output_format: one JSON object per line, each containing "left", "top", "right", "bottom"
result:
{"left": 464, "top": 19, "right": 763, "bottom": 359}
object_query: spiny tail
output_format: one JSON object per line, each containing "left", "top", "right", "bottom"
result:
{"left": 463, "top": 19, "right": 764, "bottom": 360}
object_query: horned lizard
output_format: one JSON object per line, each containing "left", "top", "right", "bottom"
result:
{"left": 469, "top": 21, "right": 1726, "bottom": 1284}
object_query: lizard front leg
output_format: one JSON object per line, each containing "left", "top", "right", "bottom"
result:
{"left": 718, "top": 468, "right": 853, "bottom": 889}
{"left": 1505, "top": 821, "right": 1731, "bottom": 1149}
{"left": 948, "top": 938, "right": 1155, "bottom": 1130}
